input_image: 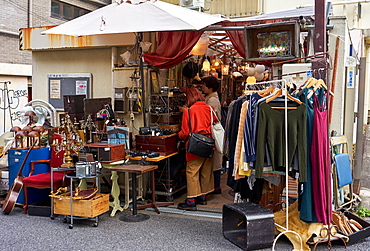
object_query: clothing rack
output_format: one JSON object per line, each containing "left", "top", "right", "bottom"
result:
{"left": 245, "top": 79, "right": 303, "bottom": 250}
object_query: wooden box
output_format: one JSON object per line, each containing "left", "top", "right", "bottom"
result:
{"left": 84, "top": 143, "right": 125, "bottom": 163}
{"left": 53, "top": 193, "right": 109, "bottom": 218}
{"left": 135, "top": 134, "right": 178, "bottom": 155}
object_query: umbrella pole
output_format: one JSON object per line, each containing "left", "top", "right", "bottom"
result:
{"left": 138, "top": 32, "right": 147, "bottom": 126}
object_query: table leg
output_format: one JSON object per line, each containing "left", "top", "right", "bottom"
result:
{"left": 109, "top": 171, "right": 123, "bottom": 217}
{"left": 119, "top": 172, "right": 149, "bottom": 222}
{"left": 137, "top": 170, "right": 174, "bottom": 213}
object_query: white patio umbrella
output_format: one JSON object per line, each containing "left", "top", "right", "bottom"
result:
{"left": 41, "top": 0, "right": 225, "bottom": 36}
{"left": 41, "top": 0, "right": 225, "bottom": 126}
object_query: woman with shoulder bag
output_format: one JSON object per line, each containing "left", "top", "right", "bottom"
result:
{"left": 177, "top": 87, "right": 217, "bottom": 211}
{"left": 202, "top": 76, "right": 223, "bottom": 195}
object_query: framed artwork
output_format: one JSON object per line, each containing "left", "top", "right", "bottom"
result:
{"left": 151, "top": 71, "right": 160, "bottom": 94}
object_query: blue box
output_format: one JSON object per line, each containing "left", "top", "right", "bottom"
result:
{"left": 8, "top": 147, "right": 51, "bottom": 205}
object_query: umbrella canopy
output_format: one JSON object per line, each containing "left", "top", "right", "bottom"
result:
{"left": 41, "top": 0, "right": 225, "bottom": 37}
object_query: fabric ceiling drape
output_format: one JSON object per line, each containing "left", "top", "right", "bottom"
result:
{"left": 143, "top": 30, "right": 203, "bottom": 69}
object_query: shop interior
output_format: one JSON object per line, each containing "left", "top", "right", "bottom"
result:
{"left": 1, "top": 12, "right": 370, "bottom": 250}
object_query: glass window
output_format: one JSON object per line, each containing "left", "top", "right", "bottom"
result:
{"left": 63, "top": 5, "right": 72, "bottom": 19}
{"left": 74, "top": 9, "right": 81, "bottom": 18}
{"left": 51, "top": 2, "right": 60, "bottom": 15}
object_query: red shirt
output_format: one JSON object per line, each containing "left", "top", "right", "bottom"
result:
{"left": 178, "top": 101, "right": 218, "bottom": 161}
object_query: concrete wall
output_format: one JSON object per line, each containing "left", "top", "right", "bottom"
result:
{"left": 32, "top": 48, "right": 113, "bottom": 122}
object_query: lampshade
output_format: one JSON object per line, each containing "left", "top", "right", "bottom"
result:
{"left": 190, "top": 34, "right": 209, "bottom": 55}
{"left": 202, "top": 59, "right": 211, "bottom": 71}
{"left": 222, "top": 65, "right": 229, "bottom": 75}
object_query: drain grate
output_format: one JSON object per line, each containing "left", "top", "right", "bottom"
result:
{"left": 146, "top": 207, "right": 222, "bottom": 219}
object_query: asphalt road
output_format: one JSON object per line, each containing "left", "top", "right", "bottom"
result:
{"left": 1, "top": 205, "right": 370, "bottom": 251}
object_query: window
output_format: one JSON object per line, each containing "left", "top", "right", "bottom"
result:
{"left": 51, "top": 1, "right": 89, "bottom": 21}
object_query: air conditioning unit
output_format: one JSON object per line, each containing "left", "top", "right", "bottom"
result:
{"left": 180, "top": 0, "right": 205, "bottom": 8}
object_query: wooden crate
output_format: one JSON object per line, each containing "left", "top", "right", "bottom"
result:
{"left": 54, "top": 193, "right": 109, "bottom": 218}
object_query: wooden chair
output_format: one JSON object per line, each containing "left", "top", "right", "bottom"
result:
{"left": 22, "top": 135, "right": 66, "bottom": 214}
{"left": 330, "top": 135, "right": 356, "bottom": 210}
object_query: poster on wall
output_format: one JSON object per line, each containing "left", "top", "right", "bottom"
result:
{"left": 76, "top": 80, "right": 87, "bottom": 95}
{"left": 50, "top": 80, "right": 61, "bottom": 99}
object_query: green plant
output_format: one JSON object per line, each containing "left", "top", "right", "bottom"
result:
{"left": 356, "top": 206, "right": 370, "bottom": 217}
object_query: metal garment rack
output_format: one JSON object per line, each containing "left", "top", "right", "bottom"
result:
{"left": 245, "top": 79, "right": 304, "bottom": 250}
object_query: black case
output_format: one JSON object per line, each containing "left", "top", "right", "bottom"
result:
{"left": 223, "top": 202, "right": 274, "bottom": 250}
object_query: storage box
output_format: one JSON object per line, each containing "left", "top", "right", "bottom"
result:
{"left": 338, "top": 210, "right": 370, "bottom": 246}
{"left": 135, "top": 134, "right": 178, "bottom": 155}
{"left": 223, "top": 202, "right": 274, "bottom": 250}
{"left": 84, "top": 143, "right": 125, "bottom": 163}
{"left": 53, "top": 193, "right": 109, "bottom": 218}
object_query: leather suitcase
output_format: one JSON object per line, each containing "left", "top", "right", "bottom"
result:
{"left": 84, "top": 143, "right": 125, "bottom": 163}
{"left": 135, "top": 134, "right": 178, "bottom": 155}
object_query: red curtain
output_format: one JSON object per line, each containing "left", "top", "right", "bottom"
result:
{"left": 143, "top": 30, "right": 203, "bottom": 69}
{"left": 222, "top": 21, "right": 247, "bottom": 59}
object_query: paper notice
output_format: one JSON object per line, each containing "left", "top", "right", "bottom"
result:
{"left": 50, "top": 80, "right": 61, "bottom": 99}
{"left": 76, "top": 80, "right": 87, "bottom": 95}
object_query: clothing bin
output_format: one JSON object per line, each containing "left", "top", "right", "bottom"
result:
{"left": 223, "top": 202, "right": 274, "bottom": 250}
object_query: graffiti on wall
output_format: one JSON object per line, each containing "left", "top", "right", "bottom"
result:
{"left": 0, "top": 87, "right": 28, "bottom": 122}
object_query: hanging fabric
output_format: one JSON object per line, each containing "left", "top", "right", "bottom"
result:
{"left": 143, "top": 30, "right": 203, "bottom": 68}
{"left": 310, "top": 88, "right": 332, "bottom": 225}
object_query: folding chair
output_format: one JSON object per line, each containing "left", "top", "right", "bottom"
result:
{"left": 330, "top": 135, "right": 356, "bottom": 210}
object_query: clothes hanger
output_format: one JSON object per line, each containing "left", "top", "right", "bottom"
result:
{"left": 266, "top": 88, "right": 302, "bottom": 109}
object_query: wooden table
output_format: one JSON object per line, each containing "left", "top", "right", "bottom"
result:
{"left": 102, "top": 160, "right": 144, "bottom": 217}
{"left": 109, "top": 164, "right": 173, "bottom": 222}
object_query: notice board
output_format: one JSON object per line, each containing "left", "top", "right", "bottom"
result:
{"left": 48, "top": 73, "right": 92, "bottom": 110}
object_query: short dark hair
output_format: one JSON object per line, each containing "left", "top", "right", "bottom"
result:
{"left": 202, "top": 76, "right": 220, "bottom": 92}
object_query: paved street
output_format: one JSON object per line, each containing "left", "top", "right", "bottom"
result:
{"left": 1, "top": 205, "right": 370, "bottom": 251}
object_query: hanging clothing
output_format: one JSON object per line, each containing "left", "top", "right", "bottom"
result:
{"left": 255, "top": 102, "right": 307, "bottom": 182}
{"left": 310, "top": 91, "right": 332, "bottom": 225}
{"left": 226, "top": 96, "right": 247, "bottom": 191}
{"left": 298, "top": 88, "right": 317, "bottom": 222}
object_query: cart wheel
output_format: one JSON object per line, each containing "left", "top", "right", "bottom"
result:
{"left": 69, "top": 224, "right": 73, "bottom": 229}
{"left": 92, "top": 222, "right": 98, "bottom": 227}
{"left": 166, "top": 195, "right": 174, "bottom": 202}
{"left": 50, "top": 215, "right": 55, "bottom": 220}
{"left": 63, "top": 218, "right": 68, "bottom": 223}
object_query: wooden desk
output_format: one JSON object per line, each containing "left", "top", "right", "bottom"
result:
{"left": 109, "top": 164, "right": 173, "bottom": 222}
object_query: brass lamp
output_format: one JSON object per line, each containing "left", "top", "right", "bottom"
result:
{"left": 52, "top": 114, "right": 83, "bottom": 168}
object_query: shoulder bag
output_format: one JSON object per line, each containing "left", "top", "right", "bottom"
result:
{"left": 210, "top": 106, "right": 224, "bottom": 154}
{"left": 186, "top": 108, "right": 214, "bottom": 158}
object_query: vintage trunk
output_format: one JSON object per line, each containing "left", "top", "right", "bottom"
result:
{"left": 223, "top": 202, "right": 274, "bottom": 250}
{"left": 53, "top": 193, "right": 109, "bottom": 218}
{"left": 135, "top": 134, "right": 178, "bottom": 155}
{"left": 84, "top": 143, "right": 125, "bottom": 162}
